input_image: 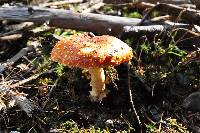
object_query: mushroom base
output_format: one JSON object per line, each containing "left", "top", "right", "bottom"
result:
{"left": 88, "top": 68, "right": 107, "bottom": 101}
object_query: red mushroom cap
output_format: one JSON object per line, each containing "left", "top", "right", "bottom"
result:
{"left": 51, "top": 33, "right": 133, "bottom": 68}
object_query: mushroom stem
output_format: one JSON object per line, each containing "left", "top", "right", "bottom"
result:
{"left": 88, "top": 68, "right": 107, "bottom": 101}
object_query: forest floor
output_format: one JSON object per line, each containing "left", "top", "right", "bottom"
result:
{"left": 0, "top": 0, "right": 200, "bottom": 132}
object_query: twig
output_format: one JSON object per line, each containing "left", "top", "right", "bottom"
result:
{"left": 82, "top": 2, "right": 105, "bottom": 13}
{"left": 137, "top": 3, "right": 157, "bottom": 26}
{"left": 172, "top": 28, "right": 200, "bottom": 48}
{"left": 0, "top": 34, "right": 22, "bottom": 40}
{"left": 127, "top": 64, "right": 142, "bottom": 127}
{"left": 151, "top": 15, "right": 173, "bottom": 22}
{"left": 10, "top": 68, "right": 55, "bottom": 88}
{"left": 153, "top": 3, "right": 200, "bottom": 26}
{"left": 124, "top": 2, "right": 200, "bottom": 26}
{"left": 40, "top": 0, "right": 84, "bottom": 7}
{"left": 0, "top": 22, "right": 34, "bottom": 37}
{"left": 123, "top": 22, "right": 190, "bottom": 34}
{"left": 111, "top": 2, "right": 154, "bottom": 10}
{"left": 42, "top": 78, "right": 59, "bottom": 109}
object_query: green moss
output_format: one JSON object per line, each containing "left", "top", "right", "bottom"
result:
{"left": 60, "top": 120, "right": 110, "bottom": 133}
{"left": 33, "top": 55, "right": 52, "bottom": 72}
{"left": 55, "top": 63, "right": 65, "bottom": 77}
{"left": 124, "top": 11, "right": 142, "bottom": 18}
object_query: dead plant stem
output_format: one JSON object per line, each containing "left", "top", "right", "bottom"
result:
{"left": 127, "top": 64, "right": 142, "bottom": 127}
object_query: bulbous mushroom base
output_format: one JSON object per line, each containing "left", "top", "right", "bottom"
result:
{"left": 88, "top": 68, "right": 108, "bottom": 101}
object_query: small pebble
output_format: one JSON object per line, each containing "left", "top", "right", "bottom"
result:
{"left": 105, "top": 119, "right": 114, "bottom": 127}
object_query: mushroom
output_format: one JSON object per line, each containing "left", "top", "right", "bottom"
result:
{"left": 51, "top": 33, "right": 133, "bottom": 101}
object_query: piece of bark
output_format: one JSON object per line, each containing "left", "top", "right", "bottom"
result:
{"left": 0, "top": 5, "right": 145, "bottom": 35}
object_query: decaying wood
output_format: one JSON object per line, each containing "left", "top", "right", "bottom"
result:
{"left": 1, "top": 5, "right": 198, "bottom": 36}
{"left": 0, "top": 5, "right": 145, "bottom": 35}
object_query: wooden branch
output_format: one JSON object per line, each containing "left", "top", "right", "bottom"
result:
{"left": 0, "top": 34, "right": 22, "bottom": 40}
{"left": 0, "top": 22, "right": 34, "bottom": 37}
{"left": 10, "top": 68, "right": 55, "bottom": 88}
{"left": 119, "top": 2, "right": 200, "bottom": 26}
{"left": 82, "top": 2, "right": 105, "bottom": 13}
{"left": 154, "top": 3, "right": 200, "bottom": 26}
{"left": 135, "top": 3, "right": 200, "bottom": 26}
{"left": 0, "top": 5, "right": 145, "bottom": 35}
{"left": 138, "top": 0, "right": 190, "bottom": 4}
{"left": 39, "top": 0, "right": 84, "bottom": 7}
{"left": 123, "top": 21, "right": 190, "bottom": 33}
{"left": 172, "top": 28, "right": 200, "bottom": 48}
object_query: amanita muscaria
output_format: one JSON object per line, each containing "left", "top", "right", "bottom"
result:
{"left": 51, "top": 33, "right": 133, "bottom": 101}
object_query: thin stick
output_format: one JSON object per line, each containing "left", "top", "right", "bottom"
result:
{"left": 40, "top": 0, "right": 84, "bottom": 7}
{"left": 127, "top": 64, "right": 141, "bottom": 126}
{"left": 0, "top": 34, "right": 22, "bottom": 40}
{"left": 137, "top": 3, "right": 157, "bottom": 26}
{"left": 42, "top": 78, "right": 59, "bottom": 109}
{"left": 10, "top": 68, "right": 55, "bottom": 88}
{"left": 82, "top": 2, "right": 105, "bottom": 13}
